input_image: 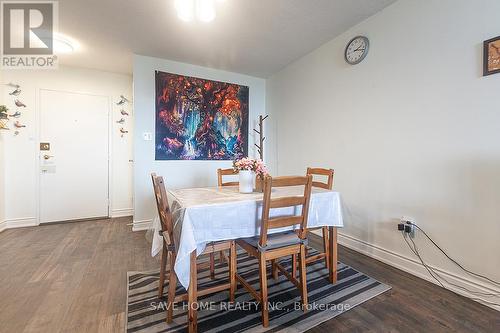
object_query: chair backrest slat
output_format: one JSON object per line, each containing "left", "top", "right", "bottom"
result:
{"left": 259, "top": 175, "right": 313, "bottom": 248}
{"left": 268, "top": 216, "right": 304, "bottom": 229}
{"left": 217, "top": 168, "right": 239, "bottom": 187}
{"left": 307, "top": 167, "right": 334, "bottom": 190}
{"left": 271, "top": 176, "right": 309, "bottom": 187}
{"left": 269, "top": 196, "right": 305, "bottom": 209}
{"left": 151, "top": 173, "right": 174, "bottom": 247}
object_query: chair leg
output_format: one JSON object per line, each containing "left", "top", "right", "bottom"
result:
{"left": 299, "top": 244, "right": 308, "bottom": 311}
{"left": 158, "top": 243, "right": 168, "bottom": 298}
{"left": 322, "top": 226, "right": 330, "bottom": 270}
{"left": 229, "top": 242, "right": 236, "bottom": 302}
{"left": 166, "top": 252, "right": 177, "bottom": 323}
{"left": 219, "top": 250, "right": 226, "bottom": 264}
{"left": 259, "top": 254, "right": 269, "bottom": 327}
{"left": 271, "top": 259, "right": 278, "bottom": 280}
{"left": 188, "top": 251, "right": 198, "bottom": 333}
{"left": 304, "top": 229, "right": 309, "bottom": 257}
{"left": 329, "top": 227, "right": 338, "bottom": 284}
{"left": 291, "top": 254, "right": 297, "bottom": 279}
{"left": 209, "top": 253, "right": 215, "bottom": 280}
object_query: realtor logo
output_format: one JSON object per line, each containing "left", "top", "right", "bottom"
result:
{"left": 1, "top": 1, "right": 58, "bottom": 68}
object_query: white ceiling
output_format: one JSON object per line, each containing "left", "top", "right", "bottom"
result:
{"left": 57, "top": 0, "right": 396, "bottom": 77}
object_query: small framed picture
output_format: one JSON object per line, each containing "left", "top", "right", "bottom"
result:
{"left": 483, "top": 36, "right": 500, "bottom": 76}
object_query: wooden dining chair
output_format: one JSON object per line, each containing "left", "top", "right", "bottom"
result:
{"left": 151, "top": 173, "right": 175, "bottom": 299}
{"left": 236, "top": 175, "right": 313, "bottom": 327}
{"left": 211, "top": 168, "right": 239, "bottom": 272}
{"left": 217, "top": 168, "right": 239, "bottom": 186}
{"left": 151, "top": 173, "right": 237, "bottom": 330}
{"left": 304, "top": 167, "right": 335, "bottom": 269}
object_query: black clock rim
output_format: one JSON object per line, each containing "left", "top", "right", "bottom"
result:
{"left": 345, "top": 36, "right": 369, "bottom": 65}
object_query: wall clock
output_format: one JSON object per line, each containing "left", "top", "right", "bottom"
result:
{"left": 345, "top": 36, "right": 369, "bottom": 65}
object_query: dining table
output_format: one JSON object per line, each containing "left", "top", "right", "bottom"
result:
{"left": 154, "top": 185, "right": 344, "bottom": 290}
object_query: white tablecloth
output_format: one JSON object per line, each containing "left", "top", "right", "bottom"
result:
{"left": 154, "top": 186, "right": 343, "bottom": 289}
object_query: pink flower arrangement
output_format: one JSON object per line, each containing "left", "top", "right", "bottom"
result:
{"left": 233, "top": 157, "right": 269, "bottom": 177}
{"left": 254, "top": 159, "right": 268, "bottom": 177}
{"left": 233, "top": 157, "right": 254, "bottom": 171}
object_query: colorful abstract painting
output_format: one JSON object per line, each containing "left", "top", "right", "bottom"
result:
{"left": 155, "top": 71, "right": 249, "bottom": 160}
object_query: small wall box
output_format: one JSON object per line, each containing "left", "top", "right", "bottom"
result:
{"left": 483, "top": 35, "right": 500, "bottom": 76}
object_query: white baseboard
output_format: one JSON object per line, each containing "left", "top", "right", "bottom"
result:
{"left": 337, "top": 232, "right": 500, "bottom": 311}
{"left": 111, "top": 208, "right": 134, "bottom": 218}
{"left": 0, "top": 217, "right": 38, "bottom": 232}
{"left": 132, "top": 219, "right": 152, "bottom": 232}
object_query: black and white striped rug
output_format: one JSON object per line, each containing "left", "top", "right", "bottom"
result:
{"left": 127, "top": 250, "right": 390, "bottom": 333}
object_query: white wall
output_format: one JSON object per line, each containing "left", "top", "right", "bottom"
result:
{"left": 0, "top": 140, "right": 4, "bottom": 230}
{"left": 0, "top": 136, "right": 4, "bottom": 231}
{"left": 133, "top": 55, "right": 273, "bottom": 230}
{"left": 0, "top": 66, "right": 134, "bottom": 230}
{"left": 0, "top": 78, "right": 5, "bottom": 231}
{"left": 267, "top": 0, "right": 500, "bottom": 309}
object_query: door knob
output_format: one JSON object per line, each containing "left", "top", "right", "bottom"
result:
{"left": 43, "top": 154, "right": 53, "bottom": 160}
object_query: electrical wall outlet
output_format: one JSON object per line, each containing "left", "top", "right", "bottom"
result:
{"left": 400, "top": 216, "right": 414, "bottom": 223}
{"left": 400, "top": 216, "right": 416, "bottom": 238}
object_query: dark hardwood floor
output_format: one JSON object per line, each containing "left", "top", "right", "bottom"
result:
{"left": 0, "top": 218, "right": 498, "bottom": 332}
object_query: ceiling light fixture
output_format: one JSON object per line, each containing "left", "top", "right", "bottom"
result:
{"left": 174, "top": 0, "right": 221, "bottom": 23}
{"left": 53, "top": 33, "right": 78, "bottom": 54}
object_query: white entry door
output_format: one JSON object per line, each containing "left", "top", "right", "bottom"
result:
{"left": 39, "top": 89, "right": 110, "bottom": 223}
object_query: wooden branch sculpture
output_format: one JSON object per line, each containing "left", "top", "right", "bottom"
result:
{"left": 253, "top": 114, "right": 268, "bottom": 161}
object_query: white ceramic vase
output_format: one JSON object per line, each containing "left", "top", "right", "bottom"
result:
{"left": 239, "top": 170, "right": 254, "bottom": 193}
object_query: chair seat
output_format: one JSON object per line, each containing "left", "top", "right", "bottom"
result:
{"left": 241, "top": 230, "right": 308, "bottom": 252}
